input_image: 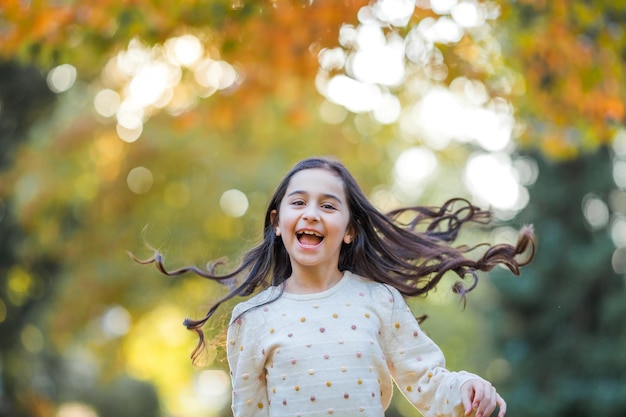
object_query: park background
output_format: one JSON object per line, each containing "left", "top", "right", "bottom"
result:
{"left": 1, "top": 0, "right": 625, "bottom": 416}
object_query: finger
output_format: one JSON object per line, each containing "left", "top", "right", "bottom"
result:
{"left": 476, "top": 385, "right": 495, "bottom": 417}
{"left": 461, "top": 382, "right": 474, "bottom": 415}
{"left": 497, "top": 394, "right": 507, "bottom": 417}
{"left": 482, "top": 386, "right": 497, "bottom": 416}
{"left": 472, "top": 383, "right": 485, "bottom": 409}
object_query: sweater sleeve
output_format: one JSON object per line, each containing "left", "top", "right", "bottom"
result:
{"left": 380, "top": 286, "right": 481, "bottom": 417}
{"left": 227, "top": 302, "right": 269, "bottom": 417}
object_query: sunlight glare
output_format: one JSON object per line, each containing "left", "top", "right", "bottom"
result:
{"left": 418, "top": 16, "right": 463, "bottom": 44}
{"left": 338, "top": 24, "right": 358, "bottom": 48}
{"left": 355, "top": 22, "right": 386, "bottom": 49}
{"left": 405, "top": 28, "right": 432, "bottom": 65}
{"left": 318, "top": 47, "right": 346, "bottom": 72}
{"left": 469, "top": 108, "right": 513, "bottom": 152}
{"left": 351, "top": 30, "right": 406, "bottom": 87}
{"left": 450, "top": 77, "right": 488, "bottom": 105}
{"left": 451, "top": 1, "right": 486, "bottom": 28}
{"left": 116, "top": 39, "right": 150, "bottom": 77}
{"left": 430, "top": 0, "right": 458, "bottom": 14}
{"left": 464, "top": 153, "right": 521, "bottom": 210}
{"left": 165, "top": 34, "right": 203, "bottom": 67}
{"left": 326, "top": 75, "right": 382, "bottom": 113}
{"left": 394, "top": 147, "right": 438, "bottom": 187}
{"left": 404, "top": 86, "right": 512, "bottom": 151}
{"left": 128, "top": 62, "right": 179, "bottom": 106}
{"left": 408, "top": 87, "right": 459, "bottom": 149}
{"left": 373, "top": 93, "right": 402, "bottom": 124}
{"left": 370, "top": 0, "right": 416, "bottom": 27}
{"left": 97, "top": 36, "right": 241, "bottom": 137}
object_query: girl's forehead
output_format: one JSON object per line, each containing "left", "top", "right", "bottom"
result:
{"left": 284, "top": 168, "right": 347, "bottom": 196}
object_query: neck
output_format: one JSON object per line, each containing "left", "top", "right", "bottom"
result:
{"left": 284, "top": 265, "right": 344, "bottom": 294}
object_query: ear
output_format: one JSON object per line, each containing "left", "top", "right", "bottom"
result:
{"left": 270, "top": 209, "right": 281, "bottom": 236}
{"left": 343, "top": 226, "right": 355, "bottom": 244}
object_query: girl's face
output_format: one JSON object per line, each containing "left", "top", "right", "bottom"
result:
{"left": 272, "top": 168, "right": 353, "bottom": 274}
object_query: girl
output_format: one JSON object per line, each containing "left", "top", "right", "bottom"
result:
{"left": 134, "top": 157, "right": 535, "bottom": 417}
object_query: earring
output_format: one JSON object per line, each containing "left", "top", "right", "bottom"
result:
{"left": 275, "top": 227, "right": 281, "bottom": 237}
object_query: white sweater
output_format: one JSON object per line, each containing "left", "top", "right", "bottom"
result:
{"left": 227, "top": 271, "right": 479, "bottom": 417}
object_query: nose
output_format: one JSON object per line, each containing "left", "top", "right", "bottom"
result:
{"left": 303, "top": 206, "right": 320, "bottom": 221}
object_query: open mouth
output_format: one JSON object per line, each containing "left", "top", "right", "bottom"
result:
{"left": 296, "top": 230, "right": 324, "bottom": 246}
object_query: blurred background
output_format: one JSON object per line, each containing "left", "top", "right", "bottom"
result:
{"left": 1, "top": 0, "right": 625, "bottom": 416}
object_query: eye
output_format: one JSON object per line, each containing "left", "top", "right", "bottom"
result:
{"left": 291, "top": 199, "right": 306, "bottom": 206}
{"left": 321, "top": 203, "right": 337, "bottom": 210}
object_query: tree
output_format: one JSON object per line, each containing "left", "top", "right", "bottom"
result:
{"left": 486, "top": 2, "right": 626, "bottom": 415}
{"left": 0, "top": 61, "right": 58, "bottom": 417}
{"left": 489, "top": 147, "right": 626, "bottom": 416}
{"left": 500, "top": 0, "right": 626, "bottom": 158}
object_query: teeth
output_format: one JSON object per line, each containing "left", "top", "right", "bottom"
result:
{"left": 298, "top": 230, "right": 322, "bottom": 237}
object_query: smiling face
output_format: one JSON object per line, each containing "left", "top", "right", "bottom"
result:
{"left": 272, "top": 168, "right": 353, "bottom": 276}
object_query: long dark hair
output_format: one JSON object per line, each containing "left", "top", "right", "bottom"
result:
{"left": 131, "top": 157, "right": 535, "bottom": 363}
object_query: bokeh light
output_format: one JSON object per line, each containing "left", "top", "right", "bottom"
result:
{"left": 95, "top": 36, "right": 239, "bottom": 142}
{"left": 464, "top": 153, "right": 527, "bottom": 211}
{"left": 313, "top": 0, "right": 530, "bottom": 218}
{"left": 47, "top": 64, "right": 77, "bottom": 93}
{"left": 101, "top": 305, "right": 132, "bottom": 339}
{"left": 393, "top": 147, "right": 438, "bottom": 197}
{"left": 194, "top": 370, "right": 231, "bottom": 411}
{"left": 21, "top": 324, "right": 44, "bottom": 353}
{"left": 94, "top": 89, "right": 121, "bottom": 118}
{"left": 126, "top": 167, "right": 154, "bottom": 194}
{"left": 220, "top": 189, "right": 249, "bottom": 218}
{"left": 56, "top": 402, "right": 99, "bottom": 417}
{"left": 611, "top": 216, "right": 626, "bottom": 247}
{"left": 165, "top": 34, "right": 204, "bottom": 67}
{"left": 582, "top": 193, "right": 610, "bottom": 230}
{"left": 370, "top": 0, "right": 415, "bottom": 27}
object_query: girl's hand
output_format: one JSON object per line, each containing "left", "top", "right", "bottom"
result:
{"left": 460, "top": 379, "right": 506, "bottom": 417}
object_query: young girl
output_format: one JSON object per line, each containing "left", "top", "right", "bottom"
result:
{"left": 134, "top": 157, "right": 535, "bottom": 417}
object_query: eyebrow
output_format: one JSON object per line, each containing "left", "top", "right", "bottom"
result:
{"left": 287, "top": 190, "right": 344, "bottom": 205}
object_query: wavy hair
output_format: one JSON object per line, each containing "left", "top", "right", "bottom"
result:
{"left": 131, "top": 157, "right": 535, "bottom": 363}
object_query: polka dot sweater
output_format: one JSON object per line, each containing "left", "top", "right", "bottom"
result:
{"left": 227, "top": 271, "right": 480, "bottom": 417}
